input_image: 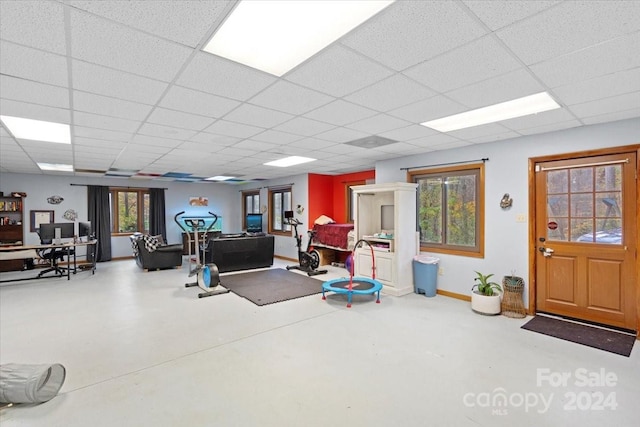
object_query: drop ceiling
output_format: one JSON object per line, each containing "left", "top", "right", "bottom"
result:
{"left": 1, "top": 0, "right": 639, "bottom": 183}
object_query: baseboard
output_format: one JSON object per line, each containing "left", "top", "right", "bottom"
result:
{"left": 274, "top": 255, "right": 297, "bottom": 263}
{"left": 437, "top": 289, "right": 471, "bottom": 302}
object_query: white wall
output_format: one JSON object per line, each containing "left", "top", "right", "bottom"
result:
{"left": 376, "top": 117, "right": 640, "bottom": 303}
{"left": 239, "top": 173, "right": 309, "bottom": 261}
{"left": 0, "top": 174, "right": 240, "bottom": 258}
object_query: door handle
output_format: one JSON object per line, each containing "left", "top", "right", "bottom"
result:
{"left": 542, "top": 247, "right": 554, "bottom": 257}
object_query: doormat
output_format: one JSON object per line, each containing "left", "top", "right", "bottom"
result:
{"left": 521, "top": 315, "right": 636, "bottom": 357}
{"left": 220, "top": 268, "right": 324, "bottom": 306}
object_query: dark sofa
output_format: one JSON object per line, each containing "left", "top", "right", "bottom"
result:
{"left": 131, "top": 235, "right": 183, "bottom": 271}
{"left": 203, "top": 234, "right": 274, "bottom": 273}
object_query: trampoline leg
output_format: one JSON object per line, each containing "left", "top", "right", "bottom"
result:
{"left": 347, "top": 292, "right": 352, "bottom": 308}
{"left": 376, "top": 290, "right": 381, "bottom": 303}
{"left": 322, "top": 289, "right": 326, "bottom": 300}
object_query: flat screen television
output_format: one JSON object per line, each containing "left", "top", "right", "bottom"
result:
{"left": 39, "top": 222, "right": 75, "bottom": 243}
{"left": 246, "top": 213, "right": 263, "bottom": 233}
{"left": 78, "top": 221, "right": 92, "bottom": 238}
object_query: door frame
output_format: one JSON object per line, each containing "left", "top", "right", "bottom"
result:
{"left": 527, "top": 144, "right": 640, "bottom": 338}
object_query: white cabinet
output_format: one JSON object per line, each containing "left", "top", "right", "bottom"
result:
{"left": 352, "top": 182, "right": 418, "bottom": 296}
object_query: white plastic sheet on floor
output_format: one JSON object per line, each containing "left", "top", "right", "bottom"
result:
{"left": 0, "top": 363, "right": 66, "bottom": 404}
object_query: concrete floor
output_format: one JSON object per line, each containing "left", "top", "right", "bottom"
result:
{"left": 0, "top": 258, "right": 638, "bottom": 427}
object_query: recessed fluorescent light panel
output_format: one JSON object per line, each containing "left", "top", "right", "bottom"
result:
{"left": 264, "top": 156, "right": 316, "bottom": 167}
{"left": 0, "top": 115, "right": 71, "bottom": 144}
{"left": 203, "top": 0, "right": 394, "bottom": 76}
{"left": 206, "top": 175, "right": 235, "bottom": 181}
{"left": 421, "top": 92, "right": 561, "bottom": 132}
{"left": 37, "top": 162, "right": 73, "bottom": 172}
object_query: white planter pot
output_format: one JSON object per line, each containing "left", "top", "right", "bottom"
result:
{"left": 471, "top": 291, "right": 501, "bottom": 315}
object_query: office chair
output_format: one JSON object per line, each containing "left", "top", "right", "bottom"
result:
{"left": 36, "top": 234, "right": 71, "bottom": 278}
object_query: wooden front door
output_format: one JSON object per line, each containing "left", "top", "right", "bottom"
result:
{"left": 534, "top": 149, "right": 637, "bottom": 331}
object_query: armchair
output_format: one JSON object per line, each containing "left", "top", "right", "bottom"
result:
{"left": 130, "top": 234, "right": 183, "bottom": 271}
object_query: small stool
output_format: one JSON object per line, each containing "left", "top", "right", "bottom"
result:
{"left": 501, "top": 276, "right": 526, "bottom": 318}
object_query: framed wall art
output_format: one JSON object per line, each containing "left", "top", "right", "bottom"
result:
{"left": 30, "top": 210, "right": 54, "bottom": 232}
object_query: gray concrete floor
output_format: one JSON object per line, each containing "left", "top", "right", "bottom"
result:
{"left": 0, "top": 258, "right": 638, "bottom": 426}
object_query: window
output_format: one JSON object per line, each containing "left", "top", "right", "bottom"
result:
{"left": 242, "top": 190, "right": 261, "bottom": 229}
{"left": 110, "top": 188, "right": 149, "bottom": 234}
{"left": 409, "top": 163, "right": 484, "bottom": 257}
{"left": 268, "top": 186, "right": 292, "bottom": 235}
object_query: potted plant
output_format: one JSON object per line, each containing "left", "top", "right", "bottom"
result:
{"left": 471, "top": 271, "right": 502, "bottom": 315}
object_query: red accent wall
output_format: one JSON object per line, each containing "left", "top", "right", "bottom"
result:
{"left": 307, "top": 170, "right": 375, "bottom": 224}
{"left": 308, "top": 174, "right": 335, "bottom": 224}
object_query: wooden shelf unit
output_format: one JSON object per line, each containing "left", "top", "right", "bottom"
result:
{"left": 0, "top": 195, "right": 25, "bottom": 272}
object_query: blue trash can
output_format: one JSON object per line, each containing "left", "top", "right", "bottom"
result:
{"left": 413, "top": 255, "right": 439, "bottom": 297}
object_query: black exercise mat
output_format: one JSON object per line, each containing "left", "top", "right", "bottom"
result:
{"left": 221, "top": 268, "right": 324, "bottom": 306}
{"left": 521, "top": 315, "right": 636, "bottom": 357}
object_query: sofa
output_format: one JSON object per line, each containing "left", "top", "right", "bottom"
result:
{"left": 130, "top": 234, "right": 183, "bottom": 271}
{"left": 203, "top": 234, "right": 274, "bottom": 273}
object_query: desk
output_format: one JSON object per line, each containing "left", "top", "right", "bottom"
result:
{"left": 0, "top": 240, "right": 97, "bottom": 283}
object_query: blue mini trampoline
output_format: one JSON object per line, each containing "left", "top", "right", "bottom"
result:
{"left": 322, "top": 239, "right": 383, "bottom": 308}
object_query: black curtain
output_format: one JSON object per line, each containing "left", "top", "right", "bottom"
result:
{"left": 149, "top": 188, "right": 167, "bottom": 241}
{"left": 88, "top": 185, "right": 112, "bottom": 262}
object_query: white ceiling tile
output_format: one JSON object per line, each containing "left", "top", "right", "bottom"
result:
{"left": 252, "top": 130, "right": 302, "bottom": 145}
{"left": 0, "top": 41, "right": 69, "bottom": 87}
{"left": 568, "top": 91, "right": 640, "bottom": 119}
{"left": 146, "top": 107, "right": 214, "bottom": 131}
{"left": 0, "top": 0, "right": 66, "bottom": 54}
{"left": 0, "top": 99, "right": 70, "bottom": 124}
{"left": 69, "top": 9, "right": 193, "bottom": 82}
{"left": 341, "top": 1, "right": 487, "bottom": 71}
{"left": 188, "top": 132, "right": 240, "bottom": 146}
{"left": 378, "top": 125, "right": 438, "bottom": 142}
{"left": 516, "top": 120, "right": 582, "bottom": 136}
{"left": 403, "top": 35, "right": 523, "bottom": 93}
{"left": 204, "top": 120, "right": 264, "bottom": 139}
{"left": 160, "top": 86, "right": 240, "bottom": 118}
{"left": 496, "top": 0, "right": 640, "bottom": 64}
{"left": 74, "top": 139, "right": 125, "bottom": 153}
{"left": 73, "top": 126, "right": 132, "bottom": 142}
{"left": 177, "top": 52, "right": 276, "bottom": 101}
{"left": 552, "top": 68, "right": 640, "bottom": 106}
{"left": 500, "top": 108, "right": 577, "bottom": 131}
{"left": 581, "top": 108, "right": 640, "bottom": 126}
{"left": 177, "top": 141, "right": 233, "bottom": 153}
{"left": 223, "top": 104, "right": 293, "bottom": 129}
{"left": 73, "top": 91, "right": 153, "bottom": 121}
{"left": 344, "top": 74, "right": 435, "bottom": 112}
{"left": 445, "top": 68, "right": 545, "bottom": 109}
{"left": 126, "top": 142, "right": 175, "bottom": 155}
{"left": 463, "top": 1, "right": 561, "bottom": 31}
{"left": 138, "top": 123, "right": 197, "bottom": 141}
{"left": 407, "top": 133, "right": 463, "bottom": 148}
{"left": 285, "top": 44, "right": 393, "bottom": 97}
{"left": 66, "top": 1, "right": 232, "bottom": 48}
{"left": 288, "top": 138, "right": 339, "bottom": 151}
{"left": 372, "top": 141, "right": 430, "bottom": 155}
{"left": 388, "top": 96, "right": 467, "bottom": 123}
{"left": 0, "top": 75, "right": 69, "bottom": 109}
{"left": 314, "top": 127, "right": 368, "bottom": 143}
{"left": 304, "top": 100, "right": 377, "bottom": 126}
{"left": 530, "top": 32, "right": 640, "bottom": 88}
{"left": 248, "top": 81, "right": 333, "bottom": 115}
{"left": 73, "top": 111, "right": 141, "bottom": 133}
{"left": 130, "top": 134, "right": 182, "bottom": 148}
{"left": 346, "top": 114, "right": 411, "bottom": 135}
{"left": 232, "top": 140, "right": 279, "bottom": 152}
{"left": 72, "top": 60, "right": 168, "bottom": 104}
{"left": 321, "top": 143, "right": 368, "bottom": 155}
{"left": 273, "top": 117, "right": 336, "bottom": 137}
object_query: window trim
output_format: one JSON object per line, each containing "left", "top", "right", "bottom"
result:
{"left": 345, "top": 180, "right": 366, "bottom": 223}
{"left": 242, "top": 190, "right": 261, "bottom": 230}
{"left": 110, "top": 187, "right": 150, "bottom": 235}
{"left": 408, "top": 163, "right": 485, "bottom": 258}
{"left": 268, "top": 186, "right": 292, "bottom": 236}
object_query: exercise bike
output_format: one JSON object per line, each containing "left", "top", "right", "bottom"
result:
{"left": 284, "top": 210, "right": 327, "bottom": 277}
{"left": 174, "top": 211, "right": 229, "bottom": 299}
